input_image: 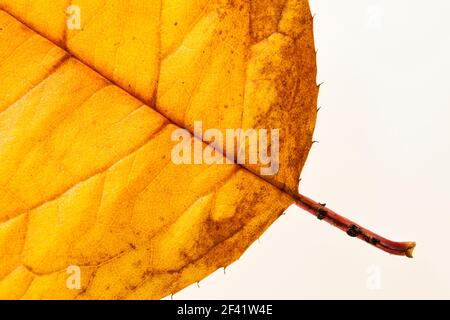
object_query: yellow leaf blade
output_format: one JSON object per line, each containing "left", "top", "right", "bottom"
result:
{"left": 0, "top": 10, "right": 293, "bottom": 299}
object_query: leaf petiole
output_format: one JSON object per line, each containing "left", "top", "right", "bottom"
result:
{"left": 294, "top": 194, "right": 416, "bottom": 258}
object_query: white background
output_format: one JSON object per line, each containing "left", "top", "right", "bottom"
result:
{"left": 169, "top": 0, "right": 450, "bottom": 299}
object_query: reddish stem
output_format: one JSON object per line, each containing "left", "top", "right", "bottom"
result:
{"left": 294, "top": 194, "right": 416, "bottom": 258}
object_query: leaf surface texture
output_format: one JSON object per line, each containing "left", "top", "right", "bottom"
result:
{"left": 0, "top": 0, "right": 317, "bottom": 299}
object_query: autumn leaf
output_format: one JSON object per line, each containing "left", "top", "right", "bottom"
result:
{"left": 0, "top": 0, "right": 414, "bottom": 299}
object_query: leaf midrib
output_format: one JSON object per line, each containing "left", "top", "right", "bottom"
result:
{"left": 2, "top": 8, "right": 300, "bottom": 205}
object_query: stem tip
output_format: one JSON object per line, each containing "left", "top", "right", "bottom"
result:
{"left": 405, "top": 242, "right": 416, "bottom": 258}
